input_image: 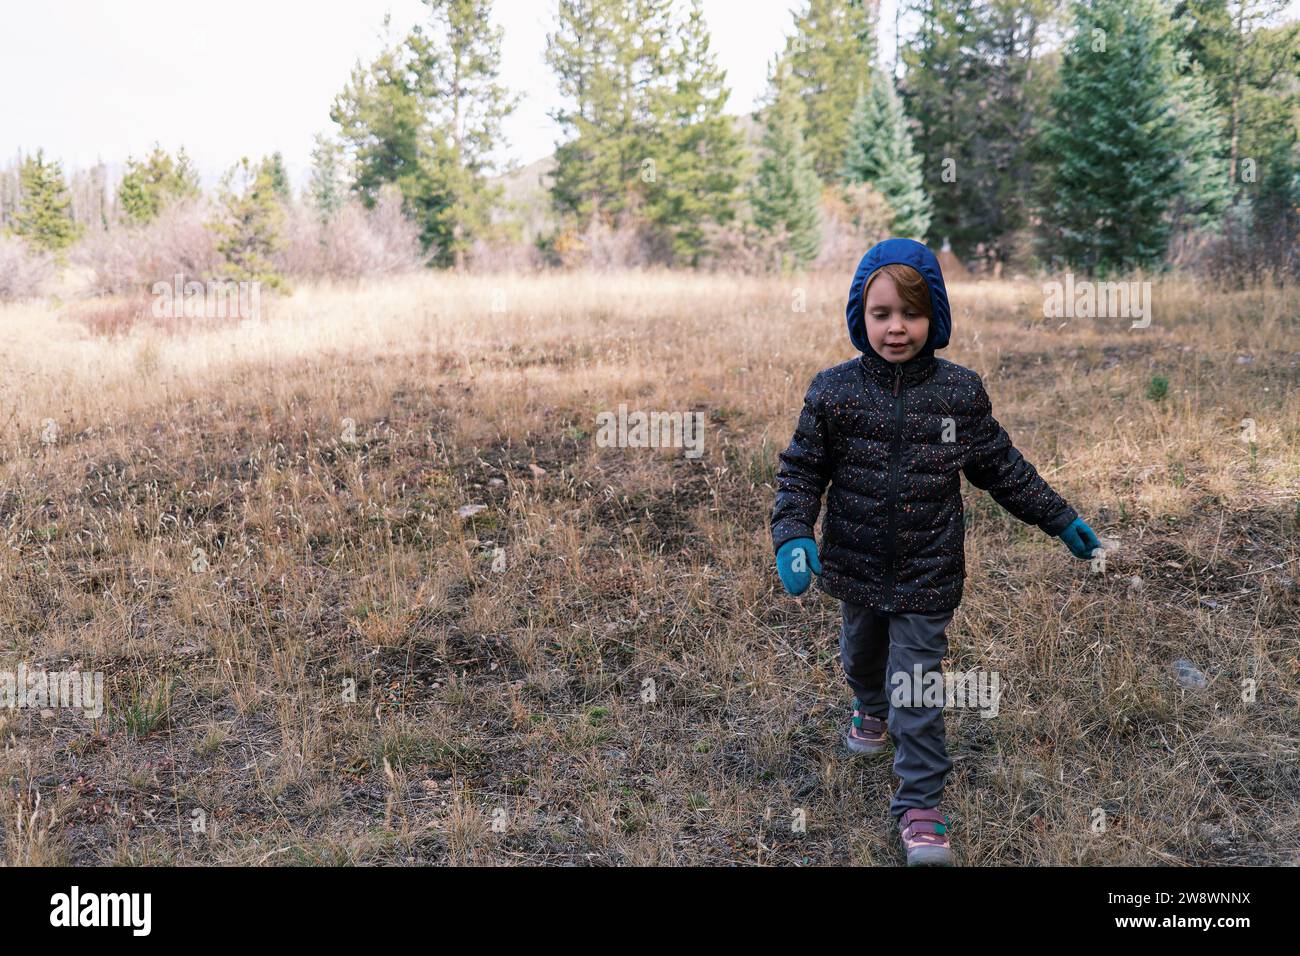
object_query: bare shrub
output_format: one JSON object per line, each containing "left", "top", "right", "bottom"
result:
{"left": 1170, "top": 200, "right": 1300, "bottom": 289}
{"left": 0, "top": 235, "right": 54, "bottom": 301}
{"left": 65, "top": 295, "right": 152, "bottom": 338}
{"left": 276, "top": 187, "right": 426, "bottom": 280}
{"left": 540, "top": 212, "right": 657, "bottom": 271}
{"left": 466, "top": 234, "right": 543, "bottom": 273}
{"left": 73, "top": 198, "right": 219, "bottom": 295}
{"left": 813, "top": 182, "right": 894, "bottom": 273}
{"left": 696, "top": 217, "right": 789, "bottom": 274}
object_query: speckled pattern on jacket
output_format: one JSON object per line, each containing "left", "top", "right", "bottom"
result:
{"left": 771, "top": 239, "right": 1078, "bottom": 613}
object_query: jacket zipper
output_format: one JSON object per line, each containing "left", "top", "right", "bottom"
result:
{"left": 882, "top": 364, "right": 904, "bottom": 605}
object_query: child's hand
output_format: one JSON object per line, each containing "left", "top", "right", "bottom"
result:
{"left": 1058, "top": 517, "right": 1103, "bottom": 559}
{"left": 776, "top": 537, "right": 821, "bottom": 595}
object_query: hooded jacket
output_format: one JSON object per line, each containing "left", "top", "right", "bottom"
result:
{"left": 770, "top": 238, "right": 1078, "bottom": 613}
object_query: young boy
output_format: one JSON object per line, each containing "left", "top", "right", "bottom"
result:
{"left": 770, "top": 237, "right": 1101, "bottom": 866}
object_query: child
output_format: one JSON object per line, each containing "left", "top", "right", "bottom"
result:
{"left": 770, "top": 237, "right": 1101, "bottom": 866}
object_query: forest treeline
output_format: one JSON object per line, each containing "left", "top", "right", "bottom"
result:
{"left": 1, "top": 0, "right": 1297, "bottom": 301}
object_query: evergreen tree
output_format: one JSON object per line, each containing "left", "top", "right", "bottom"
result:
{"left": 413, "top": 0, "right": 520, "bottom": 269}
{"left": 964, "top": 0, "right": 1061, "bottom": 266}
{"left": 780, "top": 0, "right": 878, "bottom": 181}
{"left": 841, "top": 66, "right": 932, "bottom": 239}
{"left": 408, "top": 0, "right": 520, "bottom": 269}
{"left": 546, "top": 0, "right": 676, "bottom": 225}
{"left": 1034, "top": 0, "right": 1185, "bottom": 274}
{"left": 546, "top": 0, "right": 617, "bottom": 223}
{"left": 12, "top": 150, "right": 80, "bottom": 252}
{"left": 308, "top": 133, "right": 346, "bottom": 222}
{"left": 900, "top": 0, "right": 1058, "bottom": 266}
{"left": 331, "top": 5, "right": 517, "bottom": 267}
{"left": 264, "top": 152, "right": 292, "bottom": 203}
{"left": 117, "top": 144, "right": 201, "bottom": 224}
{"left": 1165, "top": 49, "right": 1235, "bottom": 230}
{"left": 899, "top": 0, "right": 981, "bottom": 252}
{"left": 1239, "top": 17, "right": 1300, "bottom": 263}
{"left": 330, "top": 27, "right": 428, "bottom": 211}
{"left": 1173, "top": 0, "right": 1299, "bottom": 264}
{"left": 1174, "top": 1, "right": 1296, "bottom": 191}
{"left": 750, "top": 66, "right": 822, "bottom": 269}
{"left": 210, "top": 156, "right": 286, "bottom": 290}
{"left": 643, "top": 0, "right": 746, "bottom": 265}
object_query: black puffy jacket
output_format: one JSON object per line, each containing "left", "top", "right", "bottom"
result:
{"left": 771, "top": 239, "right": 1078, "bottom": 613}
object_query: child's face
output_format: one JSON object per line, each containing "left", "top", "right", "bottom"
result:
{"left": 864, "top": 274, "right": 930, "bottom": 363}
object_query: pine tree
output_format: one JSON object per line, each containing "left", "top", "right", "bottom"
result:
{"left": 841, "top": 67, "right": 932, "bottom": 239}
{"left": 1238, "top": 16, "right": 1300, "bottom": 262}
{"left": 408, "top": 0, "right": 519, "bottom": 269}
{"left": 546, "top": 0, "right": 676, "bottom": 226}
{"left": 643, "top": 0, "right": 746, "bottom": 265}
{"left": 780, "top": 0, "right": 878, "bottom": 182}
{"left": 264, "top": 152, "right": 292, "bottom": 203}
{"left": 546, "top": 0, "right": 616, "bottom": 223}
{"left": 117, "top": 144, "right": 202, "bottom": 224}
{"left": 1165, "top": 51, "right": 1235, "bottom": 231}
{"left": 12, "top": 150, "right": 80, "bottom": 253}
{"left": 210, "top": 156, "right": 287, "bottom": 290}
{"left": 330, "top": 28, "right": 428, "bottom": 211}
{"left": 900, "top": 0, "right": 1057, "bottom": 266}
{"left": 308, "top": 133, "right": 346, "bottom": 222}
{"left": 1035, "top": 0, "right": 1185, "bottom": 274}
{"left": 965, "top": 0, "right": 1060, "bottom": 266}
{"left": 750, "top": 67, "right": 822, "bottom": 270}
{"left": 1174, "top": 1, "right": 1295, "bottom": 193}
{"left": 1172, "top": 0, "right": 1299, "bottom": 267}
{"left": 331, "top": 5, "right": 518, "bottom": 267}
{"left": 899, "top": 0, "right": 980, "bottom": 252}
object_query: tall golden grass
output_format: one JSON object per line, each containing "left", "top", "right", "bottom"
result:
{"left": 0, "top": 269, "right": 1295, "bottom": 865}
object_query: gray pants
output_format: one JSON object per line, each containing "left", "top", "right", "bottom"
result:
{"left": 839, "top": 600, "right": 955, "bottom": 820}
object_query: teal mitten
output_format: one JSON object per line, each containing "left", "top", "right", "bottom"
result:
{"left": 1058, "top": 517, "right": 1103, "bottom": 559}
{"left": 776, "top": 537, "right": 821, "bottom": 595}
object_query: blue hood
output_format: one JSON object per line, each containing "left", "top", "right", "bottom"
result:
{"left": 846, "top": 237, "right": 952, "bottom": 356}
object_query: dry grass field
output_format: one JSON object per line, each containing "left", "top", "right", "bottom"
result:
{"left": 0, "top": 269, "right": 1296, "bottom": 865}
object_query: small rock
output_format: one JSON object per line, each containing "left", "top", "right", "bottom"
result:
{"left": 457, "top": 504, "right": 488, "bottom": 519}
{"left": 1173, "top": 659, "right": 1207, "bottom": 690}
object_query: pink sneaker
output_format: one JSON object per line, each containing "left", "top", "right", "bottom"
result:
{"left": 899, "top": 808, "right": 953, "bottom": 866}
{"left": 846, "top": 698, "right": 889, "bottom": 755}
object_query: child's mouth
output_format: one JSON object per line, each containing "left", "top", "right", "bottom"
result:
{"left": 885, "top": 343, "right": 909, "bottom": 352}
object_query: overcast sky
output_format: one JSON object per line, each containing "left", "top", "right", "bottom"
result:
{"left": 6, "top": 1, "right": 1293, "bottom": 190}
{"left": 0, "top": 0, "right": 913, "bottom": 189}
